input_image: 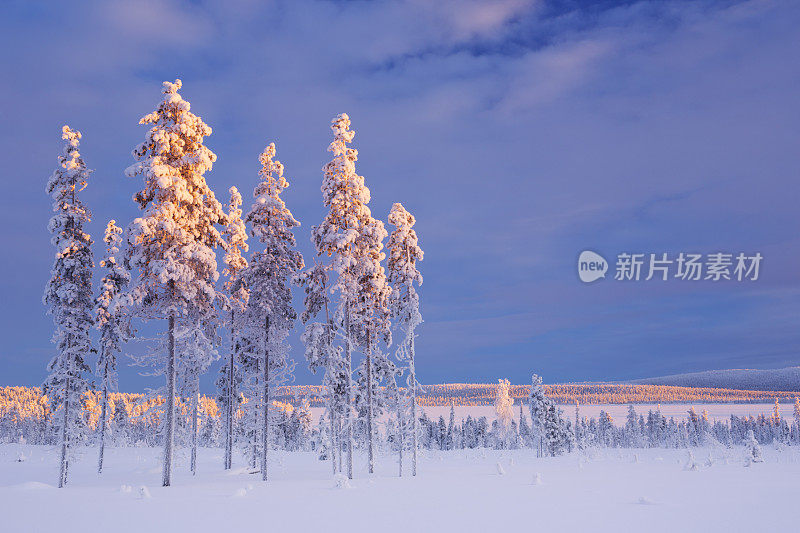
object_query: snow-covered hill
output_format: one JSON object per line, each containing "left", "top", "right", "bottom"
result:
{"left": 629, "top": 367, "right": 800, "bottom": 391}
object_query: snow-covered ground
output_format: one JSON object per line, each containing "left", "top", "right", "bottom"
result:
{"left": 1, "top": 443, "right": 796, "bottom": 532}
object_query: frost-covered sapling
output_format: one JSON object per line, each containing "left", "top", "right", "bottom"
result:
{"left": 744, "top": 429, "right": 763, "bottom": 465}
{"left": 95, "top": 220, "right": 131, "bottom": 474}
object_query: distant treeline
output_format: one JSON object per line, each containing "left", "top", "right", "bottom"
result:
{"left": 417, "top": 383, "right": 799, "bottom": 406}
{"left": 4, "top": 385, "right": 799, "bottom": 455}
{"left": 2, "top": 382, "right": 796, "bottom": 430}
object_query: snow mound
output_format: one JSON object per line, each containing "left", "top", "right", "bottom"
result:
{"left": 14, "top": 481, "right": 55, "bottom": 490}
{"left": 532, "top": 472, "right": 543, "bottom": 485}
{"left": 119, "top": 484, "right": 133, "bottom": 493}
{"left": 333, "top": 473, "right": 351, "bottom": 489}
{"left": 636, "top": 496, "right": 657, "bottom": 505}
{"left": 139, "top": 486, "right": 151, "bottom": 499}
{"left": 683, "top": 451, "right": 699, "bottom": 471}
{"left": 232, "top": 488, "right": 248, "bottom": 498}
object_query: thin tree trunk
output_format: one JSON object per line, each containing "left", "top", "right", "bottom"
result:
{"left": 396, "top": 384, "right": 404, "bottom": 477}
{"left": 330, "top": 408, "right": 337, "bottom": 474}
{"left": 190, "top": 386, "right": 198, "bottom": 475}
{"left": 251, "top": 362, "right": 259, "bottom": 470}
{"left": 410, "top": 332, "right": 418, "bottom": 477}
{"left": 322, "top": 298, "right": 337, "bottom": 476}
{"left": 162, "top": 311, "right": 176, "bottom": 487}
{"left": 58, "top": 376, "right": 70, "bottom": 488}
{"left": 98, "top": 380, "right": 108, "bottom": 474}
{"left": 337, "top": 416, "right": 343, "bottom": 473}
{"left": 343, "top": 303, "right": 354, "bottom": 479}
{"left": 223, "top": 383, "right": 230, "bottom": 470}
{"left": 262, "top": 316, "right": 270, "bottom": 482}
{"left": 336, "top": 417, "right": 345, "bottom": 472}
{"left": 366, "top": 336, "right": 374, "bottom": 474}
{"left": 225, "top": 309, "right": 235, "bottom": 470}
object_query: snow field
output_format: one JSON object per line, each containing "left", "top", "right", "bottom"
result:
{"left": 1, "top": 443, "right": 796, "bottom": 532}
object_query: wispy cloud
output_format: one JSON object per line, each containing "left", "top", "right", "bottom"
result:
{"left": 0, "top": 0, "right": 798, "bottom": 386}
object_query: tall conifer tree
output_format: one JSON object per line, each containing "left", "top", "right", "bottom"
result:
{"left": 43, "top": 125, "right": 95, "bottom": 488}
{"left": 240, "top": 143, "right": 304, "bottom": 481}
{"left": 219, "top": 186, "right": 249, "bottom": 470}
{"left": 95, "top": 220, "right": 131, "bottom": 474}
{"left": 387, "top": 202, "right": 423, "bottom": 475}
{"left": 312, "top": 114, "right": 391, "bottom": 478}
{"left": 125, "top": 79, "right": 226, "bottom": 486}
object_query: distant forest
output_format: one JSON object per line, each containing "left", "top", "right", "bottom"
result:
{"left": 2, "top": 382, "right": 797, "bottom": 428}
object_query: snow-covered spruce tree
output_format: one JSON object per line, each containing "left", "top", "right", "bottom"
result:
{"left": 446, "top": 401, "right": 456, "bottom": 450}
{"left": 299, "top": 262, "right": 345, "bottom": 475}
{"left": 125, "top": 79, "right": 226, "bottom": 487}
{"left": 772, "top": 398, "right": 781, "bottom": 424}
{"left": 95, "top": 220, "right": 131, "bottom": 474}
{"left": 494, "top": 379, "right": 515, "bottom": 449}
{"left": 625, "top": 404, "right": 643, "bottom": 447}
{"left": 528, "top": 373, "right": 572, "bottom": 456}
{"left": 43, "top": 125, "right": 95, "bottom": 488}
{"left": 387, "top": 202, "right": 423, "bottom": 475}
{"left": 219, "top": 186, "right": 249, "bottom": 470}
{"left": 744, "top": 429, "right": 763, "bottom": 464}
{"left": 311, "top": 113, "right": 375, "bottom": 479}
{"left": 351, "top": 214, "right": 393, "bottom": 475}
{"left": 519, "top": 402, "right": 531, "bottom": 446}
{"left": 597, "top": 410, "right": 615, "bottom": 447}
{"left": 574, "top": 401, "right": 583, "bottom": 449}
{"left": 240, "top": 143, "right": 304, "bottom": 481}
{"left": 543, "top": 404, "right": 574, "bottom": 455}
{"left": 529, "top": 374, "right": 547, "bottom": 456}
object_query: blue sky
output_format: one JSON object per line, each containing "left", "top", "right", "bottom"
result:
{"left": 0, "top": 0, "right": 798, "bottom": 390}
